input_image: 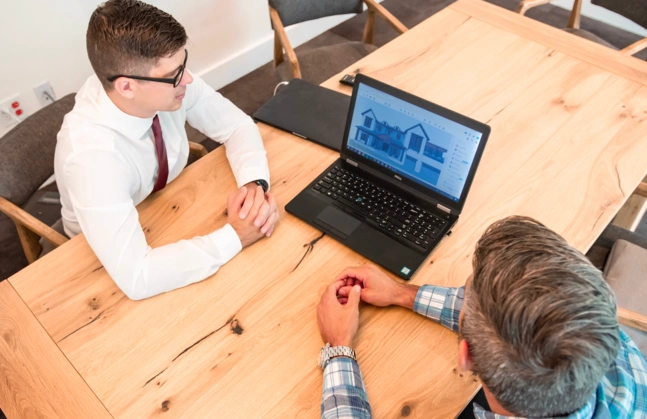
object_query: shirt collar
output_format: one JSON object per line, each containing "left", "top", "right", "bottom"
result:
{"left": 92, "top": 75, "right": 156, "bottom": 140}
{"left": 472, "top": 392, "right": 596, "bottom": 419}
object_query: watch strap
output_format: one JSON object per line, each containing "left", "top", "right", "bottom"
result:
{"left": 253, "top": 179, "right": 269, "bottom": 193}
{"left": 319, "top": 343, "right": 356, "bottom": 369}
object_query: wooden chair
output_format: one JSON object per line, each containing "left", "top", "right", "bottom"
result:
{"left": 0, "top": 95, "right": 209, "bottom": 264}
{"left": 189, "top": 141, "right": 208, "bottom": 159}
{"left": 635, "top": 178, "right": 647, "bottom": 199}
{"left": 586, "top": 184, "right": 647, "bottom": 355}
{"left": 516, "top": 0, "right": 647, "bottom": 56}
{"left": 269, "top": 0, "right": 408, "bottom": 83}
{"left": 601, "top": 226, "right": 647, "bottom": 356}
{"left": 612, "top": 176, "right": 647, "bottom": 233}
{"left": 0, "top": 94, "right": 75, "bottom": 263}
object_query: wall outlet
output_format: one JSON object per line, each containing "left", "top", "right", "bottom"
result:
{"left": 34, "top": 81, "right": 57, "bottom": 107}
{"left": 0, "top": 94, "right": 27, "bottom": 128}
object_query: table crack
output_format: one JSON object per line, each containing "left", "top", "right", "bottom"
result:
{"left": 292, "top": 233, "right": 325, "bottom": 272}
{"left": 142, "top": 317, "right": 235, "bottom": 388}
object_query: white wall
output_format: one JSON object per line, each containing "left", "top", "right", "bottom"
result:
{"left": 552, "top": 0, "right": 647, "bottom": 36}
{"left": 0, "top": 0, "right": 355, "bottom": 137}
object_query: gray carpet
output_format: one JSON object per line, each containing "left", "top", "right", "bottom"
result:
{"left": 220, "top": 0, "right": 647, "bottom": 116}
{"left": 1, "top": 0, "right": 646, "bottom": 280}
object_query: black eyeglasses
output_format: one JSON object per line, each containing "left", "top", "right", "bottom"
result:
{"left": 107, "top": 49, "right": 188, "bottom": 88}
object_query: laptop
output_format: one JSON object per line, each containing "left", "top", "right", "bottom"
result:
{"left": 253, "top": 78, "right": 350, "bottom": 151}
{"left": 286, "top": 74, "right": 490, "bottom": 280}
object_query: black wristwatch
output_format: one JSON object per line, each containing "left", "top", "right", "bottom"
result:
{"left": 253, "top": 179, "right": 269, "bottom": 193}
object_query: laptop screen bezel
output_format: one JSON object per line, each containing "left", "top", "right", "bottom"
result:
{"left": 340, "top": 74, "right": 491, "bottom": 214}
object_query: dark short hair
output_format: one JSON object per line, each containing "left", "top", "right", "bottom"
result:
{"left": 86, "top": 0, "right": 187, "bottom": 90}
{"left": 461, "top": 216, "right": 619, "bottom": 417}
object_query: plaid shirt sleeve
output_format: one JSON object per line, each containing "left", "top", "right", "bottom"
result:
{"left": 599, "top": 329, "right": 647, "bottom": 419}
{"left": 413, "top": 285, "right": 465, "bottom": 332}
{"left": 321, "top": 357, "right": 372, "bottom": 419}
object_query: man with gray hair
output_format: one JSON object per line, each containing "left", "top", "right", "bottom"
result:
{"left": 316, "top": 216, "right": 647, "bottom": 418}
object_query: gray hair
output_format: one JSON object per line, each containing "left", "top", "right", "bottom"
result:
{"left": 461, "top": 216, "right": 620, "bottom": 417}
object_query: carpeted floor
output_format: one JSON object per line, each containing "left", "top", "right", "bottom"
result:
{"left": 219, "top": 0, "right": 647, "bottom": 116}
{"left": 1, "top": 0, "right": 646, "bottom": 280}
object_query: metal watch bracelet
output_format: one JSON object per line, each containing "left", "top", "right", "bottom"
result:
{"left": 318, "top": 343, "right": 356, "bottom": 369}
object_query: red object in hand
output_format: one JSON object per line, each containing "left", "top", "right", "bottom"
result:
{"left": 15, "top": 109, "right": 23, "bottom": 116}
{"left": 11, "top": 101, "right": 19, "bottom": 109}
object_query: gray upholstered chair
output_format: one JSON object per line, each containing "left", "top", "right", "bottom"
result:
{"left": 586, "top": 185, "right": 647, "bottom": 356}
{"left": 0, "top": 94, "right": 75, "bottom": 263}
{"left": 0, "top": 95, "right": 209, "bottom": 264}
{"left": 517, "top": 0, "right": 647, "bottom": 56}
{"left": 269, "top": 0, "right": 408, "bottom": 84}
{"left": 588, "top": 225, "right": 647, "bottom": 356}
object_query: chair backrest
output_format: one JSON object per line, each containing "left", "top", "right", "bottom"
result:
{"left": 269, "top": 0, "right": 363, "bottom": 27}
{"left": 0, "top": 93, "right": 75, "bottom": 206}
{"left": 591, "top": 0, "right": 647, "bottom": 29}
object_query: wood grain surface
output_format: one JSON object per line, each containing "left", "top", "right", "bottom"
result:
{"left": 0, "top": 281, "right": 112, "bottom": 419}
{"left": 5, "top": 1, "right": 647, "bottom": 418}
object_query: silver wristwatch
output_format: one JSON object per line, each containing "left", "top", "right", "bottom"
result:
{"left": 318, "top": 343, "right": 356, "bottom": 369}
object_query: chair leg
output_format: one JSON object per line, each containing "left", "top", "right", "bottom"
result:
{"left": 567, "top": 0, "right": 583, "bottom": 29}
{"left": 273, "top": 32, "right": 284, "bottom": 67}
{"left": 16, "top": 223, "right": 42, "bottom": 264}
{"left": 621, "top": 37, "right": 647, "bottom": 56}
{"left": 613, "top": 194, "right": 647, "bottom": 232}
{"left": 516, "top": 0, "right": 552, "bottom": 15}
{"left": 290, "top": 60, "right": 302, "bottom": 79}
{"left": 636, "top": 181, "right": 647, "bottom": 198}
{"left": 362, "top": 9, "right": 376, "bottom": 44}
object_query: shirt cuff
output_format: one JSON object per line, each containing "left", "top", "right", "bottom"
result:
{"left": 323, "top": 357, "right": 366, "bottom": 391}
{"left": 235, "top": 167, "right": 270, "bottom": 191}
{"left": 413, "top": 285, "right": 464, "bottom": 332}
{"left": 207, "top": 223, "right": 243, "bottom": 263}
{"left": 413, "top": 285, "right": 450, "bottom": 322}
{"left": 322, "top": 357, "right": 371, "bottom": 419}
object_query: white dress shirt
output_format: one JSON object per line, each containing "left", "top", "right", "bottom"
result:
{"left": 55, "top": 73, "right": 269, "bottom": 300}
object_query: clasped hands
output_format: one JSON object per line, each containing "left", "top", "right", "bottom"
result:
{"left": 227, "top": 182, "right": 279, "bottom": 247}
{"left": 317, "top": 265, "right": 419, "bottom": 348}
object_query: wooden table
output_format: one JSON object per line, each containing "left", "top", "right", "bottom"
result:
{"left": 3, "top": 1, "right": 647, "bottom": 417}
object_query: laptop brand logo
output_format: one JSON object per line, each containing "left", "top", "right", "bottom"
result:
{"left": 401, "top": 267, "right": 411, "bottom": 275}
{"left": 394, "top": 174, "right": 402, "bottom": 181}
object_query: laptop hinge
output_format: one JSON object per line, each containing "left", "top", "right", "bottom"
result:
{"left": 345, "top": 158, "right": 358, "bottom": 167}
{"left": 437, "top": 204, "right": 451, "bottom": 214}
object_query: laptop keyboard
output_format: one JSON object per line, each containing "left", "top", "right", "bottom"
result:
{"left": 312, "top": 166, "right": 448, "bottom": 250}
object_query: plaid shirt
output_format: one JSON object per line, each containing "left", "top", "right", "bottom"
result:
{"left": 321, "top": 285, "right": 647, "bottom": 419}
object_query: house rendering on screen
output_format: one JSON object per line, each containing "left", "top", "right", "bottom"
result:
{"left": 354, "top": 109, "right": 450, "bottom": 185}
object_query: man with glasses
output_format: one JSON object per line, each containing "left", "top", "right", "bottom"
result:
{"left": 55, "top": 0, "right": 278, "bottom": 300}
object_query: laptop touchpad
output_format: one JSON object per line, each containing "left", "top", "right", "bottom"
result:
{"left": 314, "top": 206, "right": 360, "bottom": 239}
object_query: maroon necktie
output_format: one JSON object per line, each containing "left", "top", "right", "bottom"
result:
{"left": 151, "top": 115, "right": 169, "bottom": 193}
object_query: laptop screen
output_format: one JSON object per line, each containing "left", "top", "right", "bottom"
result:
{"left": 346, "top": 83, "right": 483, "bottom": 202}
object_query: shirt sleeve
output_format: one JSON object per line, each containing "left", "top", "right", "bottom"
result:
{"left": 321, "top": 357, "right": 372, "bottom": 419}
{"left": 63, "top": 149, "right": 242, "bottom": 301}
{"left": 184, "top": 73, "right": 270, "bottom": 189}
{"left": 413, "top": 285, "right": 465, "bottom": 332}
